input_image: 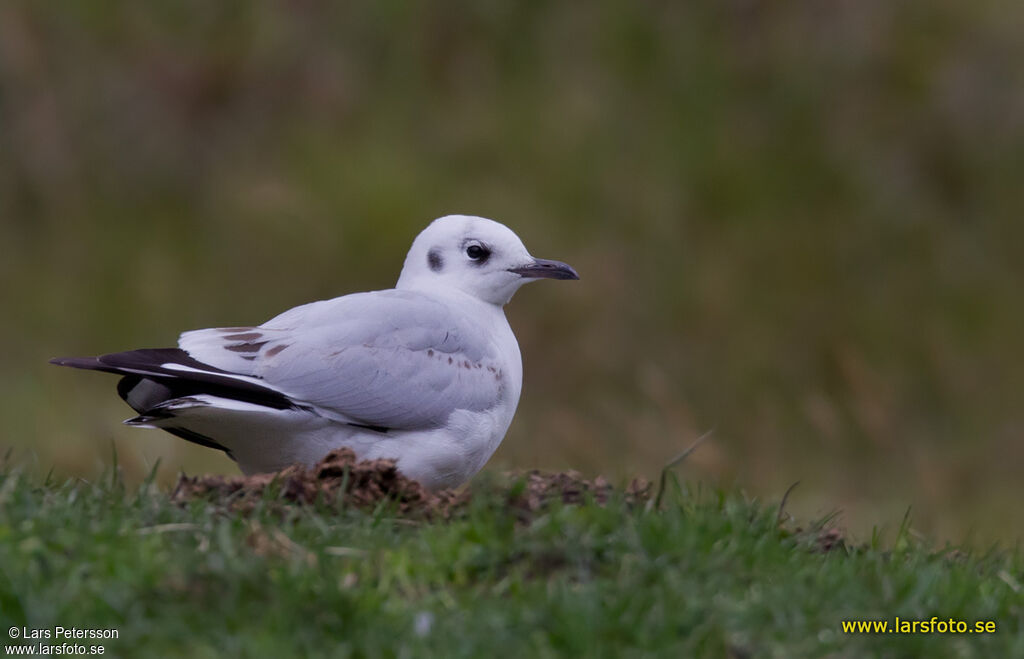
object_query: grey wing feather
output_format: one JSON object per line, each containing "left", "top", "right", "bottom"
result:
{"left": 179, "top": 289, "right": 505, "bottom": 429}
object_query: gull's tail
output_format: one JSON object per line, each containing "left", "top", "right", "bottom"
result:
{"left": 50, "top": 348, "right": 300, "bottom": 459}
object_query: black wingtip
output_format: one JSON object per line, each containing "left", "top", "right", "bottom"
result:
{"left": 124, "top": 415, "right": 160, "bottom": 426}
{"left": 50, "top": 356, "right": 102, "bottom": 369}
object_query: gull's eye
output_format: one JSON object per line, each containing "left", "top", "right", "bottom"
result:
{"left": 466, "top": 244, "right": 490, "bottom": 261}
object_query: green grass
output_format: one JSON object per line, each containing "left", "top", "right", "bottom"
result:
{"left": 0, "top": 467, "right": 1020, "bottom": 658}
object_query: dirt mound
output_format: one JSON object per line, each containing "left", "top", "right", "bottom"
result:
{"left": 172, "top": 449, "right": 651, "bottom": 518}
{"left": 508, "top": 470, "right": 651, "bottom": 513}
{"left": 172, "top": 448, "right": 466, "bottom": 517}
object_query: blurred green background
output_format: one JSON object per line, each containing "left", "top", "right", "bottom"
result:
{"left": 2, "top": 1, "right": 1022, "bottom": 543}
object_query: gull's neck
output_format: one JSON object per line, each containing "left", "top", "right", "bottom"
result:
{"left": 398, "top": 277, "right": 506, "bottom": 310}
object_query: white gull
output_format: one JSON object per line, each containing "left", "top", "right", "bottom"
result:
{"left": 51, "top": 215, "right": 578, "bottom": 489}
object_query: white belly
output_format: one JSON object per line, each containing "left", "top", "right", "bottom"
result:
{"left": 148, "top": 394, "right": 514, "bottom": 490}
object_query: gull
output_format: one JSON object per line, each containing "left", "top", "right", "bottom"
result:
{"left": 51, "top": 215, "right": 578, "bottom": 489}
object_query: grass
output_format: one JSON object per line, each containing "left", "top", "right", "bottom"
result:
{"left": 0, "top": 465, "right": 1020, "bottom": 658}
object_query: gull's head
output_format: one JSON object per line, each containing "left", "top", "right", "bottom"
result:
{"left": 397, "top": 215, "right": 579, "bottom": 305}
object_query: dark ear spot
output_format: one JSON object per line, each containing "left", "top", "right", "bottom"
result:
{"left": 427, "top": 248, "right": 444, "bottom": 272}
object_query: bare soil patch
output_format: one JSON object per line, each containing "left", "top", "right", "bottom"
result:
{"left": 172, "top": 448, "right": 651, "bottom": 518}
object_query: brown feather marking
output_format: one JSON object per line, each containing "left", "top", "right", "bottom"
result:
{"left": 223, "top": 332, "right": 263, "bottom": 341}
{"left": 226, "top": 341, "right": 268, "bottom": 353}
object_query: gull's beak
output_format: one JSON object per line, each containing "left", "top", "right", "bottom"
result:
{"left": 508, "top": 257, "right": 580, "bottom": 280}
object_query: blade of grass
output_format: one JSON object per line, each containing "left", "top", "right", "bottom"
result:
{"left": 652, "top": 429, "right": 714, "bottom": 511}
{"left": 776, "top": 481, "right": 800, "bottom": 526}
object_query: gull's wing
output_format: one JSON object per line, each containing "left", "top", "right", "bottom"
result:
{"left": 178, "top": 289, "right": 507, "bottom": 430}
